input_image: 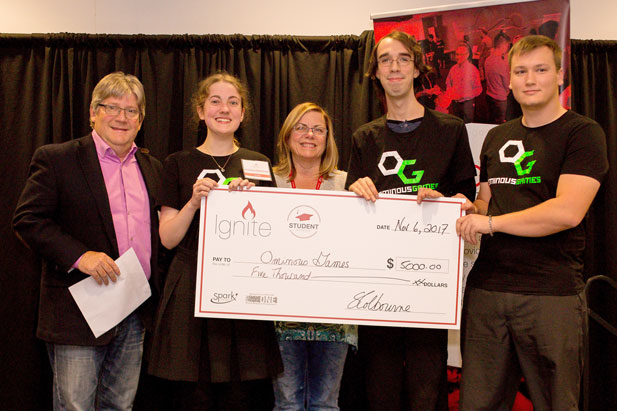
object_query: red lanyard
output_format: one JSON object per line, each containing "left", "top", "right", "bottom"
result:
{"left": 290, "top": 174, "right": 323, "bottom": 190}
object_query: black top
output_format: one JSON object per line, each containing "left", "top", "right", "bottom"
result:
{"left": 468, "top": 111, "right": 608, "bottom": 295}
{"left": 160, "top": 147, "right": 274, "bottom": 251}
{"left": 149, "top": 146, "right": 282, "bottom": 383}
{"left": 346, "top": 109, "right": 477, "bottom": 201}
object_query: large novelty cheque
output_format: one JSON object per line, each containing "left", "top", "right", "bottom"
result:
{"left": 195, "top": 186, "right": 465, "bottom": 329}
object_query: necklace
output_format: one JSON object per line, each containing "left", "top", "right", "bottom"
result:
{"left": 209, "top": 153, "right": 233, "bottom": 172}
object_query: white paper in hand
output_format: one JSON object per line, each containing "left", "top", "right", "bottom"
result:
{"left": 69, "top": 248, "right": 151, "bottom": 338}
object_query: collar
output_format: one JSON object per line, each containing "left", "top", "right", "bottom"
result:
{"left": 91, "top": 130, "right": 137, "bottom": 162}
{"left": 386, "top": 117, "right": 423, "bottom": 134}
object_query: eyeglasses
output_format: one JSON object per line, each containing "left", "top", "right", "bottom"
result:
{"left": 293, "top": 123, "right": 327, "bottom": 137}
{"left": 98, "top": 103, "right": 141, "bottom": 119}
{"left": 377, "top": 55, "right": 413, "bottom": 67}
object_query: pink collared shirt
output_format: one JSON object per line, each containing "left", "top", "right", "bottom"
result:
{"left": 446, "top": 60, "right": 482, "bottom": 102}
{"left": 484, "top": 52, "right": 511, "bottom": 101}
{"left": 73, "top": 132, "right": 151, "bottom": 279}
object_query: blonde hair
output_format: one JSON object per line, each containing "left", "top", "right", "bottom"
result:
{"left": 90, "top": 72, "right": 145, "bottom": 128}
{"left": 508, "top": 35, "right": 562, "bottom": 70}
{"left": 274, "top": 102, "right": 339, "bottom": 181}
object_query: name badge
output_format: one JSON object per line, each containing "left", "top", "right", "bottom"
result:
{"left": 242, "top": 159, "right": 272, "bottom": 181}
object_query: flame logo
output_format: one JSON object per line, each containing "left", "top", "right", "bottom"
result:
{"left": 242, "top": 201, "right": 256, "bottom": 220}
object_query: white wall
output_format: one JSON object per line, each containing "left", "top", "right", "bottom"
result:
{"left": 1, "top": 0, "right": 615, "bottom": 39}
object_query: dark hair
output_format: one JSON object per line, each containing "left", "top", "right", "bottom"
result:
{"left": 365, "top": 30, "right": 431, "bottom": 82}
{"left": 494, "top": 31, "right": 511, "bottom": 48}
{"left": 538, "top": 20, "right": 559, "bottom": 40}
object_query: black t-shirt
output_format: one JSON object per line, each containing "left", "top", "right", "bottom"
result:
{"left": 345, "top": 109, "right": 476, "bottom": 201}
{"left": 468, "top": 110, "right": 608, "bottom": 295}
{"left": 160, "top": 147, "right": 274, "bottom": 252}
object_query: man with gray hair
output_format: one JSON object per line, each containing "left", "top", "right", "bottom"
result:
{"left": 14, "top": 72, "right": 162, "bottom": 410}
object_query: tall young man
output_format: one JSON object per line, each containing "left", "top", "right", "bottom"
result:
{"left": 456, "top": 35, "right": 608, "bottom": 410}
{"left": 346, "top": 31, "right": 476, "bottom": 410}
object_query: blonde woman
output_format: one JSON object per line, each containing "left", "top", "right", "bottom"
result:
{"left": 272, "top": 102, "right": 357, "bottom": 410}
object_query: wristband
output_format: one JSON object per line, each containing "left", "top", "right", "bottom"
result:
{"left": 488, "top": 215, "right": 494, "bottom": 237}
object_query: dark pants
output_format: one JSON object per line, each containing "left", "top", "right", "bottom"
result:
{"left": 460, "top": 287, "right": 586, "bottom": 411}
{"left": 450, "top": 99, "right": 475, "bottom": 123}
{"left": 361, "top": 326, "right": 448, "bottom": 411}
{"left": 162, "top": 379, "right": 274, "bottom": 411}
{"left": 486, "top": 94, "right": 507, "bottom": 124}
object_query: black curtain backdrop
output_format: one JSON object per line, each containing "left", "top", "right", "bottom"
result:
{"left": 571, "top": 39, "right": 617, "bottom": 411}
{"left": 0, "top": 33, "right": 614, "bottom": 410}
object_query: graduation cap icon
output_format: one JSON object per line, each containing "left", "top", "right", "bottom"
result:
{"left": 295, "top": 213, "right": 313, "bottom": 222}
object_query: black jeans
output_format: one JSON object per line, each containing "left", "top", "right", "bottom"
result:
{"left": 460, "top": 288, "right": 585, "bottom": 411}
{"left": 361, "top": 326, "right": 448, "bottom": 411}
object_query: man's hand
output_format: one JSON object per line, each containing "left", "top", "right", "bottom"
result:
{"left": 349, "top": 177, "right": 379, "bottom": 202}
{"left": 456, "top": 214, "right": 490, "bottom": 245}
{"left": 452, "top": 193, "right": 478, "bottom": 214}
{"left": 77, "top": 251, "right": 120, "bottom": 285}
{"left": 416, "top": 187, "right": 443, "bottom": 204}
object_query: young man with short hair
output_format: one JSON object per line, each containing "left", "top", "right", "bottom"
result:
{"left": 456, "top": 35, "right": 608, "bottom": 410}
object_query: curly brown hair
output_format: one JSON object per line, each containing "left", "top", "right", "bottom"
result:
{"left": 365, "top": 30, "right": 432, "bottom": 94}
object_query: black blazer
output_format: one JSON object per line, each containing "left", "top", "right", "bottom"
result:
{"left": 13, "top": 134, "right": 163, "bottom": 346}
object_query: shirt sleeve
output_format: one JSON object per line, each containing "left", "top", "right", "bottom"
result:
{"left": 345, "top": 131, "right": 366, "bottom": 190}
{"left": 444, "top": 122, "right": 477, "bottom": 199}
{"left": 13, "top": 146, "right": 89, "bottom": 271}
{"left": 472, "top": 67, "right": 482, "bottom": 98}
{"left": 158, "top": 154, "right": 182, "bottom": 210}
{"left": 478, "top": 129, "right": 493, "bottom": 183}
{"left": 561, "top": 120, "right": 608, "bottom": 182}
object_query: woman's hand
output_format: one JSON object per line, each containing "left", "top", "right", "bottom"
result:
{"left": 227, "top": 178, "right": 255, "bottom": 191}
{"left": 189, "top": 177, "right": 218, "bottom": 210}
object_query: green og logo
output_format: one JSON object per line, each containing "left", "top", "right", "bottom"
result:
{"left": 499, "top": 141, "right": 536, "bottom": 176}
{"left": 378, "top": 151, "right": 424, "bottom": 184}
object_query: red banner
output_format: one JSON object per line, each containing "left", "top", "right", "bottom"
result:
{"left": 372, "top": 0, "right": 571, "bottom": 124}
